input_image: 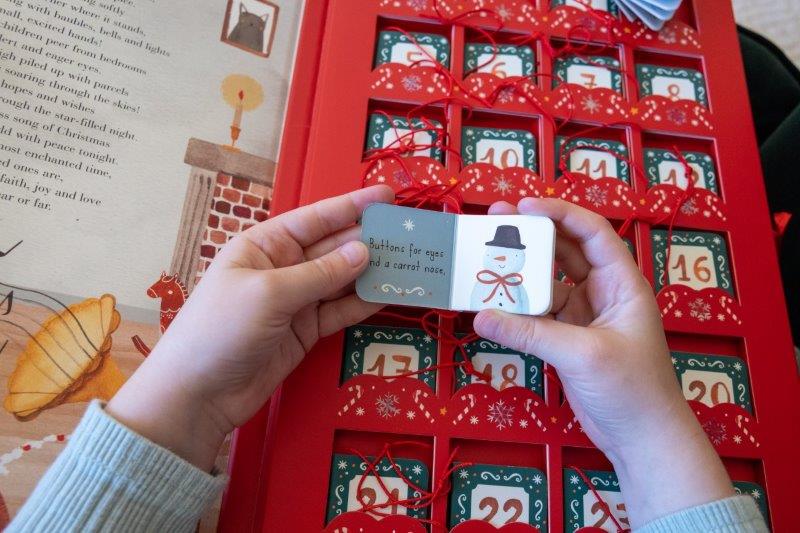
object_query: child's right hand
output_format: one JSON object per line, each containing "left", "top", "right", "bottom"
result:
{"left": 474, "top": 198, "right": 734, "bottom": 529}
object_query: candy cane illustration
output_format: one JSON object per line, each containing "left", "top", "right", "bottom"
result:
{"left": 614, "top": 183, "right": 636, "bottom": 209}
{"left": 337, "top": 385, "right": 364, "bottom": 417}
{"left": 524, "top": 398, "right": 545, "bottom": 431}
{"left": 638, "top": 100, "right": 659, "bottom": 121}
{"left": 0, "top": 434, "right": 68, "bottom": 475}
{"left": 660, "top": 289, "right": 680, "bottom": 318}
{"left": 609, "top": 94, "right": 631, "bottom": 119}
{"left": 562, "top": 415, "right": 580, "bottom": 435}
{"left": 719, "top": 295, "right": 742, "bottom": 325}
{"left": 735, "top": 414, "right": 759, "bottom": 447}
{"left": 372, "top": 66, "right": 394, "bottom": 91}
{"left": 452, "top": 394, "right": 476, "bottom": 426}
{"left": 413, "top": 389, "right": 435, "bottom": 423}
{"left": 705, "top": 195, "right": 727, "bottom": 221}
{"left": 647, "top": 189, "right": 669, "bottom": 216}
{"left": 692, "top": 106, "right": 714, "bottom": 131}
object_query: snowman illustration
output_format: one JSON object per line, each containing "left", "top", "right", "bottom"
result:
{"left": 471, "top": 225, "right": 529, "bottom": 314}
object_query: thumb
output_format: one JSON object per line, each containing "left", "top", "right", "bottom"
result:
{"left": 473, "top": 309, "right": 593, "bottom": 371}
{"left": 272, "top": 240, "right": 368, "bottom": 312}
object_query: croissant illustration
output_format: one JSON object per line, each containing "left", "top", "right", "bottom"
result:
{"left": 4, "top": 294, "right": 126, "bottom": 421}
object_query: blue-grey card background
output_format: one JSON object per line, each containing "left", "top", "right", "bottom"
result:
{"left": 357, "top": 204, "right": 455, "bottom": 309}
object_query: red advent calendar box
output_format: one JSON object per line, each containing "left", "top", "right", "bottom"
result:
{"left": 219, "top": 1, "right": 800, "bottom": 531}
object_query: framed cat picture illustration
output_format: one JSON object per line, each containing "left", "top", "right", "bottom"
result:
{"left": 221, "top": 0, "right": 279, "bottom": 57}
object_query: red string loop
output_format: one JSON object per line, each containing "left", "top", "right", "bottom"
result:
{"left": 350, "top": 441, "right": 472, "bottom": 527}
{"left": 568, "top": 466, "right": 631, "bottom": 533}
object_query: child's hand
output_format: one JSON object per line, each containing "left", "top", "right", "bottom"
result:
{"left": 474, "top": 198, "right": 733, "bottom": 528}
{"left": 108, "top": 186, "right": 394, "bottom": 470}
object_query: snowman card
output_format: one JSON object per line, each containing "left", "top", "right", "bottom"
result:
{"left": 356, "top": 204, "right": 555, "bottom": 315}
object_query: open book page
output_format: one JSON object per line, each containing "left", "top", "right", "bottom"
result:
{"left": 357, "top": 204, "right": 456, "bottom": 310}
{"left": 0, "top": 0, "right": 302, "bottom": 527}
{"left": 450, "top": 215, "right": 555, "bottom": 315}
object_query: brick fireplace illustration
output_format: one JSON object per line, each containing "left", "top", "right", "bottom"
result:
{"left": 171, "top": 138, "right": 275, "bottom": 290}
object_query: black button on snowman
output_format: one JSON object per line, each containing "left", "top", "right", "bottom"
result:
{"left": 471, "top": 225, "right": 529, "bottom": 314}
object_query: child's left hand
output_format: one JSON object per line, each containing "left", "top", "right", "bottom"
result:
{"left": 108, "top": 185, "right": 394, "bottom": 469}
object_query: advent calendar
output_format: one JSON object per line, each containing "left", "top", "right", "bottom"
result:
{"left": 219, "top": 1, "right": 800, "bottom": 531}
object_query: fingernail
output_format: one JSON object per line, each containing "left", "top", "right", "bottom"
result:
{"left": 517, "top": 197, "right": 537, "bottom": 211}
{"left": 474, "top": 310, "right": 498, "bottom": 337}
{"left": 340, "top": 241, "right": 366, "bottom": 267}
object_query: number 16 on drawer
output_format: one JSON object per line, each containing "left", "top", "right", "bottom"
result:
{"left": 651, "top": 230, "right": 733, "bottom": 294}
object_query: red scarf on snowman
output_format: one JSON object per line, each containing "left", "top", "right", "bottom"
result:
{"left": 475, "top": 270, "right": 524, "bottom": 304}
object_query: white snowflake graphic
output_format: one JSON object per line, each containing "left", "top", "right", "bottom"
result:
{"left": 470, "top": 415, "right": 479, "bottom": 425}
{"left": 733, "top": 435, "right": 742, "bottom": 444}
{"left": 733, "top": 362, "right": 742, "bottom": 371}
{"left": 406, "top": 410, "right": 416, "bottom": 420}
{"left": 487, "top": 399, "right": 515, "bottom": 430}
{"left": 353, "top": 329, "right": 363, "bottom": 338}
{"left": 377, "top": 175, "right": 386, "bottom": 182}
{"left": 689, "top": 298, "right": 712, "bottom": 322}
{"left": 492, "top": 176, "right": 514, "bottom": 195}
{"left": 702, "top": 419, "right": 727, "bottom": 445}
{"left": 496, "top": 4, "right": 512, "bottom": 20}
{"left": 653, "top": 233, "right": 663, "bottom": 242}
{"left": 403, "top": 218, "right": 415, "bottom": 231}
{"left": 375, "top": 394, "right": 401, "bottom": 418}
{"left": 412, "top": 465, "right": 423, "bottom": 475}
{"left": 337, "top": 459, "right": 348, "bottom": 470}
{"left": 401, "top": 74, "right": 423, "bottom": 92}
{"left": 671, "top": 356, "right": 677, "bottom": 365}
{"left": 584, "top": 184, "right": 608, "bottom": 207}
{"left": 713, "top": 236, "right": 721, "bottom": 244}
{"left": 356, "top": 407, "right": 365, "bottom": 416}
{"left": 533, "top": 474, "right": 543, "bottom": 485}
{"left": 423, "top": 334, "right": 432, "bottom": 343}
{"left": 459, "top": 469, "right": 470, "bottom": 479}
{"left": 495, "top": 87, "right": 515, "bottom": 104}
{"left": 581, "top": 95, "right": 601, "bottom": 114}
{"left": 674, "top": 310, "right": 683, "bottom": 318}
{"left": 717, "top": 313, "right": 726, "bottom": 322}
{"left": 569, "top": 474, "right": 580, "bottom": 485}
{"left": 751, "top": 489, "right": 761, "bottom": 499}
{"left": 393, "top": 169, "right": 412, "bottom": 186}
{"left": 406, "top": 0, "right": 427, "bottom": 10}
{"left": 476, "top": 184, "right": 484, "bottom": 192}
{"left": 680, "top": 197, "right": 699, "bottom": 215}
{"left": 519, "top": 419, "right": 529, "bottom": 429}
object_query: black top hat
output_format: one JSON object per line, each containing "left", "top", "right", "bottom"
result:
{"left": 485, "top": 225, "right": 526, "bottom": 250}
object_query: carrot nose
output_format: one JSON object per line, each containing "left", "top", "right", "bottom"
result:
{"left": 494, "top": 255, "right": 506, "bottom": 261}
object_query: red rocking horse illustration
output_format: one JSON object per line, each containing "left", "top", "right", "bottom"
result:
{"left": 131, "top": 272, "right": 188, "bottom": 357}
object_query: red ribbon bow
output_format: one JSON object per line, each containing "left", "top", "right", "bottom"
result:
{"left": 476, "top": 269, "right": 524, "bottom": 304}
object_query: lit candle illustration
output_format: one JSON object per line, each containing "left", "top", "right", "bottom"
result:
{"left": 233, "top": 90, "right": 244, "bottom": 128}
{"left": 230, "top": 90, "right": 244, "bottom": 148}
{"left": 221, "top": 74, "right": 265, "bottom": 151}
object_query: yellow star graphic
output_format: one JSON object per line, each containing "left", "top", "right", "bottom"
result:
{"left": 449, "top": 177, "right": 459, "bottom": 185}
{"left": 543, "top": 96, "right": 550, "bottom": 102}
{"left": 630, "top": 107, "right": 639, "bottom": 115}
{"left": 545, "top": 187, "right": 555, "bottom": 196}
{"left": 624, "top": 27, "right": 631, "bottom": 34}
{"left": 639, "top": 198, "right": 646, "bottom": 205}
{"left": 550, "top": 416, "right": 558, "bottom": 423}
{"left": 439, "top": 407, "right": 448, "bottom": 415}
